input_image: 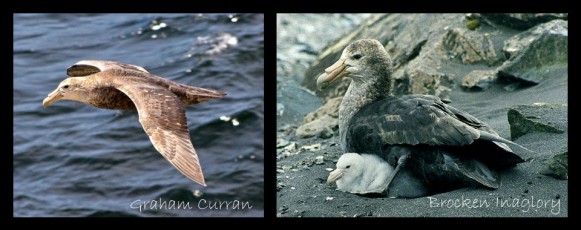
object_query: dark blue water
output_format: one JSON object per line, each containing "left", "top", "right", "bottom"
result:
{"left": 13, "top": 13, "right": 264, "bottom": 217}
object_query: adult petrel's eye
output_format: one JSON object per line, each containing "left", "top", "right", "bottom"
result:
{"left": 346, "top": 165, "right": 351, "bottom": 169}
{"left": 352, "top": 54, "right": 362, "bottom": 60}
{"left": 62, "top": 85, "right": 69, "bottom": 89}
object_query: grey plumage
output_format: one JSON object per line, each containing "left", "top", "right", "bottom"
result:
{"left": 319, "top": 39, "right": 527, "bottom": 197}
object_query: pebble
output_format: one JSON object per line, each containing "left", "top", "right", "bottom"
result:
{"left": 315, "top": 156, "right": 324, "bottom": 164}
{"left": 277, "top": 138, "right": 290, "bottom": 148}
{"left": 284, "top": 142, "right": 298, "bottom": 151}
{"left": 302, "top": 143, "right": 321, "bottom": 151}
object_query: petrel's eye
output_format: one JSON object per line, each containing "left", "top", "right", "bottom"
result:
{"left": 352, "top": 54, "right": 362, "bottom": 60}
{"left": 345, "top": 165, "right": 351, "bottom": 169}
{"left": 62, "top": 85, "right": 69, "bottom": 89}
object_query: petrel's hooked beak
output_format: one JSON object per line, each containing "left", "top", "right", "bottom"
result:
{"left": 326, "top": 168, "right": 345, "bottom": 185}
{"left": 316, "top": 58, "right": 348, "bottom": 90}
{"left": 42, "top": 89, "right": 63, "bottom": 108}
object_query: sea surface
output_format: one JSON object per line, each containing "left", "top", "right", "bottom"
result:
{"left": 13, "top": 13, "right": 264, "bottom": 217}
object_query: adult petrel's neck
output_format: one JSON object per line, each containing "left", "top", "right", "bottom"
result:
{"left": 338, "top": 62, "right": 392, "bottom": 151}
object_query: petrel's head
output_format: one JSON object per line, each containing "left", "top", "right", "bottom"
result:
{"left": 327, "top": 153, "right": 365, "bottom": 187}
{"left": 327, "top": 152, "right": 396, "bottom": 195}
{"left": 43, "top": 77, "right": 91, "bottom": 108}
{"left": 317, "top": 39, "right": 392, "bottom": 90}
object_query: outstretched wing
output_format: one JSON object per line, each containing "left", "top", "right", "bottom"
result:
{"left": 112, "top": 76, "right": 206, "bottom": 186}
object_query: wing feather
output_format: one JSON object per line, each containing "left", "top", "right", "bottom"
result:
{"left": 348, "top": 95, "right": 481, "bottom": 147}
{"left": 112, "top": 77, "right": 206, "bottom": 186}
{"left": 67, "top": 60, "right": 149, "bottom": 77}
{"left": 346, "top": 94, "right": 530, "bottom": 153}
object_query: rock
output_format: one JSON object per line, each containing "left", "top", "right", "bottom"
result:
{"left": 395, "top": 62, "right": 455, "bottom": 102}
{"left": 461, "top": 70, "right": 498, "bottom": 90}
{"left": 541, "top": 151, "right": 568, "bottom": 180}
{"left": 276, "top": 103, "right": 285, "bottom": 116}
{"left": 441, "top": 28, "right": 501, "bottom": 65}
{"left": 284, "top": 142, "right": 298, "bottom": 152}
{"left": 278, "top": 124, "right": 296, "bottom": 135}
{"left": 502, "top": 20, "right": 567, "bottom": 59}
{"left": 300, "top": 157, "right": 316, "bottom": 167}
{"left": 302, "top": 143, "right": 321, "bottom": 152}
{"left": 498, "top": 20, "right": 568, "bottom": 84}
{"left": 302, "top": 97, "right": 342, "bottom": 124}
{"left": 296, "top": 115, "right": 338, "bottom": 138}
{"left": 277, "top": 80, "right": 322, "bottom": 129}
{"left": 277, "top": 14, "right": 370, "bottom": 83}
{"left": 278, "top": 205, "right": 288, "bottom": 213}
{"left": 315, "top": 156, "right": 324, "bottom": 165}
{"left": 384, "top": 15, "right": 436, "bottom": 69}
{"left": 280, "top": 142, "right": 299, "bottom": 157}
{"left": 480, "top": 13, "right": 568, "bottom": 30}
{"left": 277, "top": 138, "right": 290, "bottom": 148}
{"left": 507, "top": 103, "right": 567, "bottom": 140}
{"left": 394, "top": 23, "right": 507, "bottom": 99}
{"left": 277, "top": 182, "right": 286, "bottom": 192}
{"left": 466, "top": 19, "right": 480, "bottom": 30}
{"left": 301, "top": 14, "right": 513, "bottom": 103}
{"left": 354, "top": 211, "right": 373, "bottom": 217}
{"left": 465, "top": 13, "right": 481, "bottom": 30}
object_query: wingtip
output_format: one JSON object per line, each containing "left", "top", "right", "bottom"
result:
{"left": 509, "top": 141, "right": 534, "bottom": 154}
{"left": 194, "top": 178, "right": 207, "bottom": 187}
{"left": 218, "top": 92, "right": 227, "bottom": 98}
{"left": 481, "top": 131, "right": 535, "bottom": 154}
